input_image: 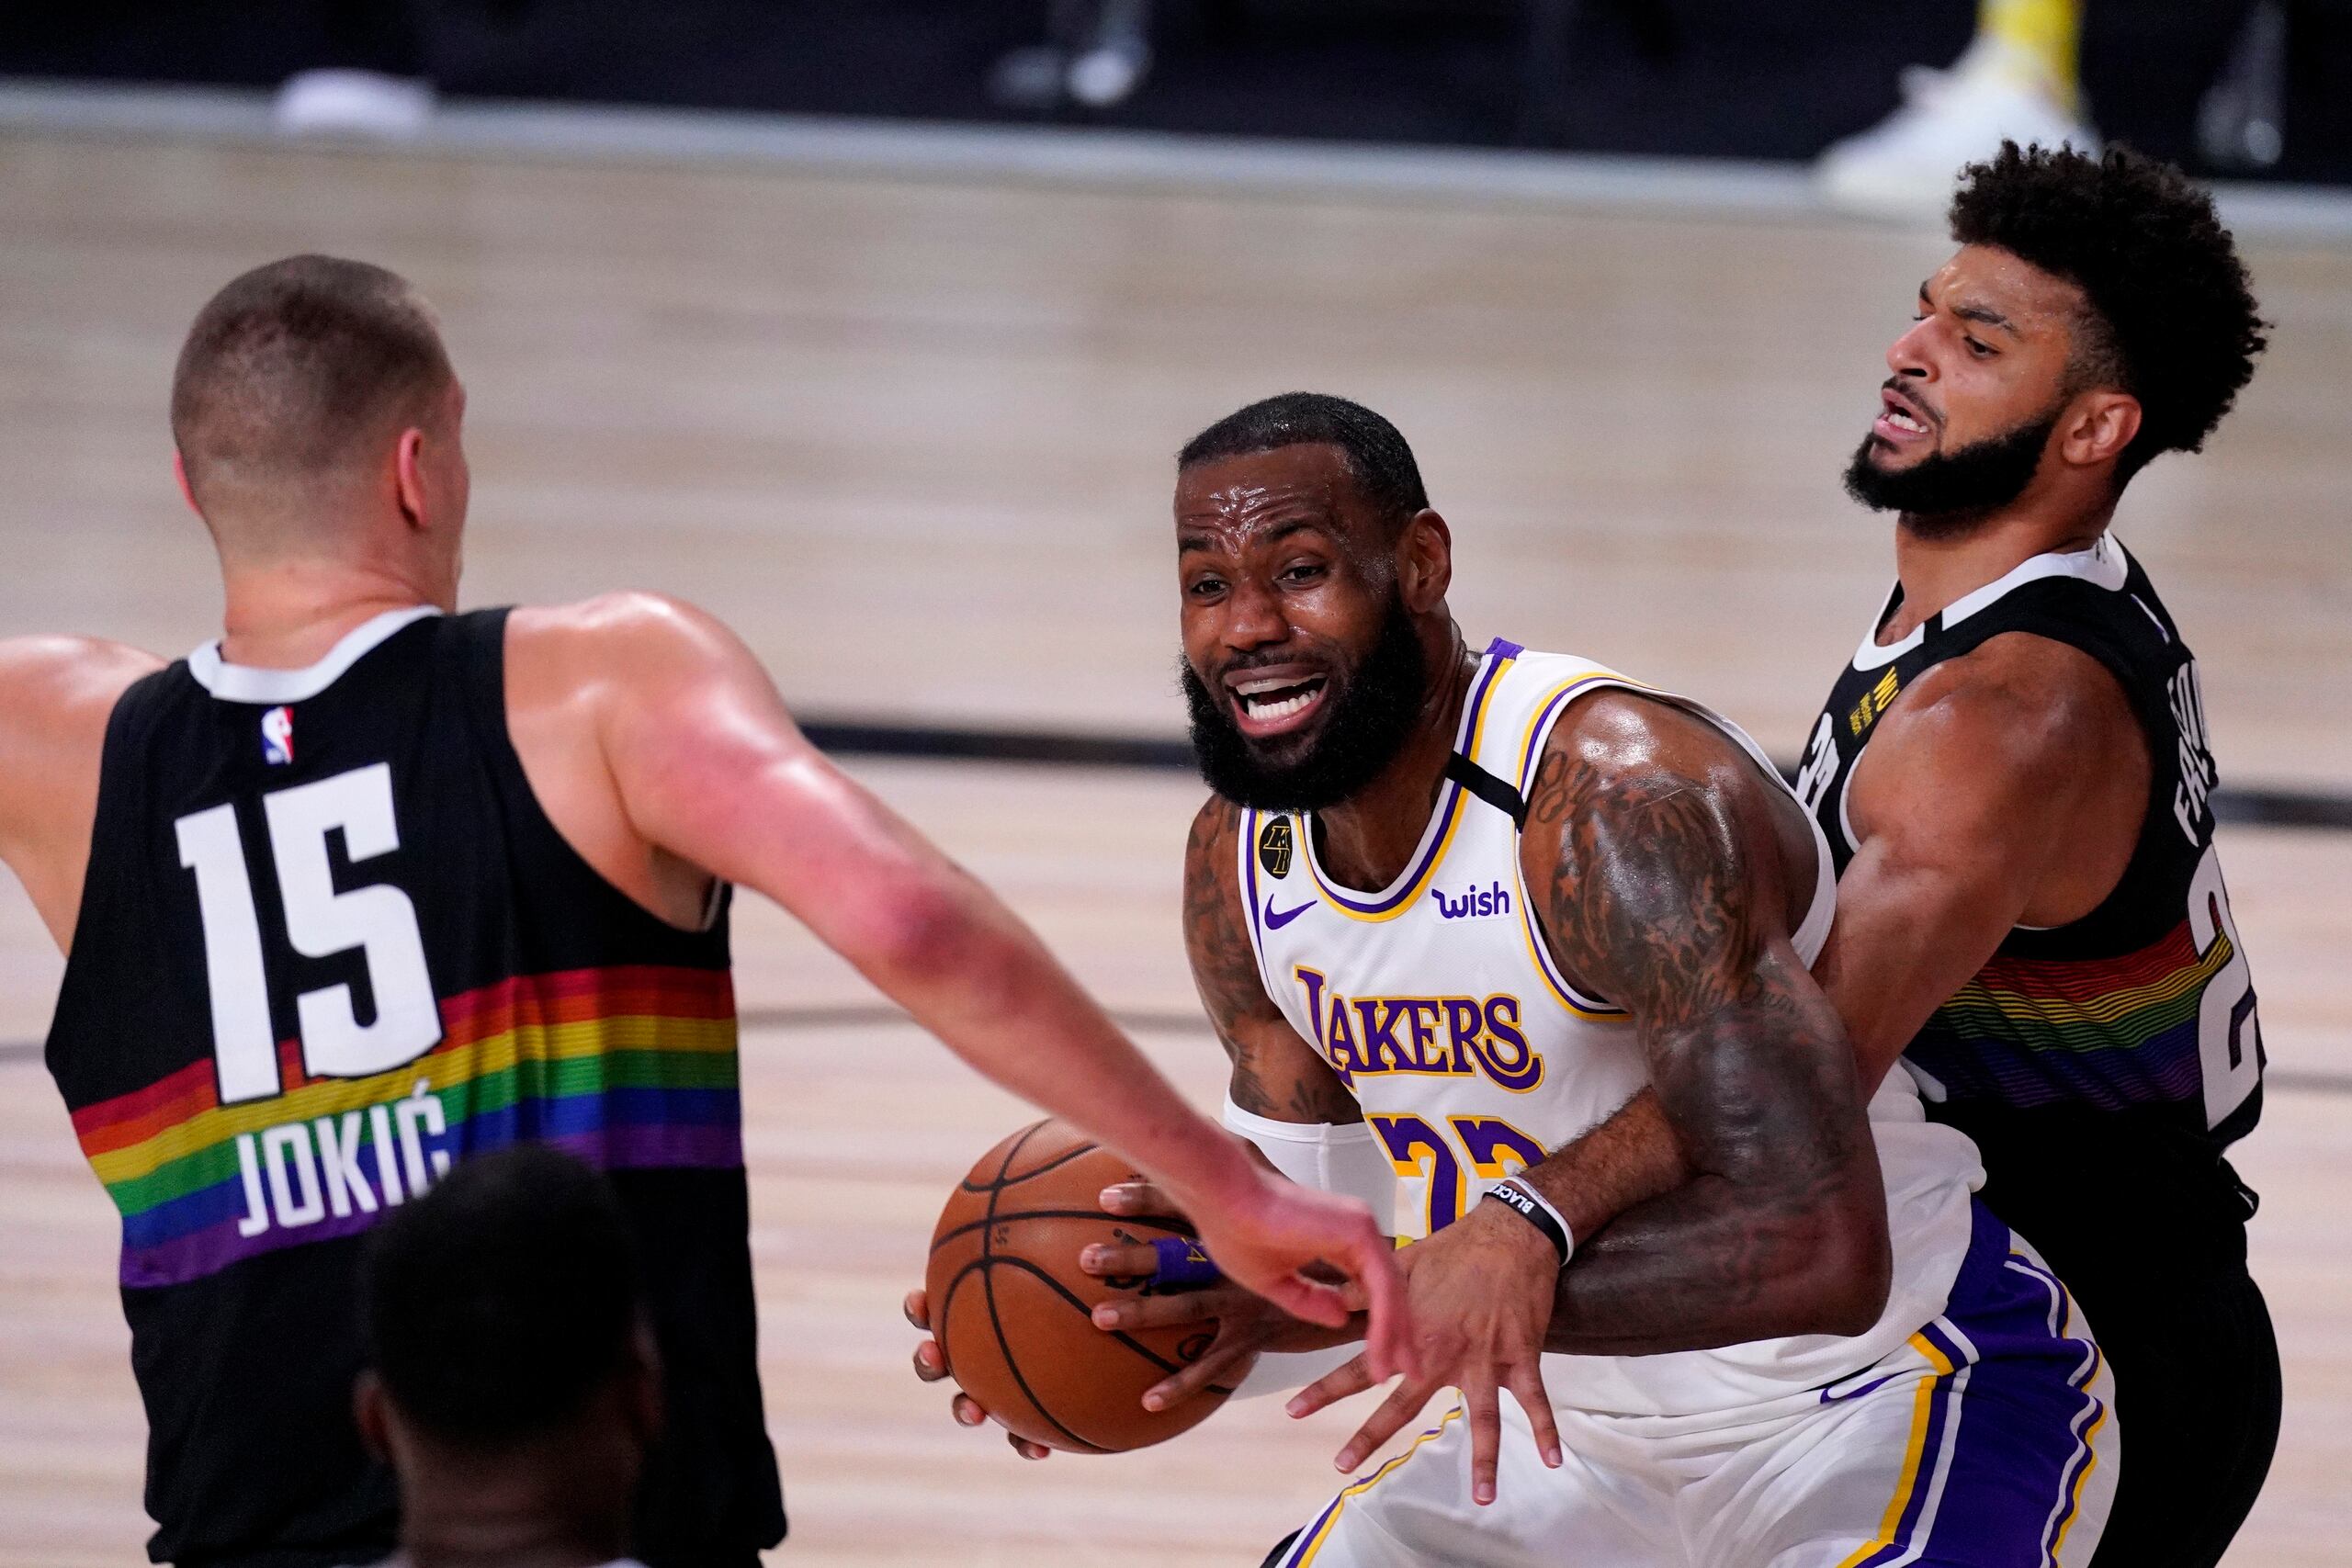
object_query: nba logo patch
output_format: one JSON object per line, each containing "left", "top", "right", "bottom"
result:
{"left": 260, "top": 705, "right": 295, "bottom": 766}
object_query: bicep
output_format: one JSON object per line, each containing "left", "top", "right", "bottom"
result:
{"left": 1812, "top": 825, "right": 2030, "bottom": 1093}
{"left": 1822, "top": 665, "right": 2108, "bottom": 1087}
{"left": 1521, "top": 717, "right": 1861, "bottom": 1178}
{"left": 1182, "top": 801, "right": 1359, "bottom": 1127}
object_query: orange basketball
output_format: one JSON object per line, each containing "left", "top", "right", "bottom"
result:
{"left": 925, "top": 1119, "right": 1234, "bottom": 1453}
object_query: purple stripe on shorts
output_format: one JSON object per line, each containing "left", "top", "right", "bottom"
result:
{"left": 1894, "top": 1199, "right": 2111, "bottom": 1565}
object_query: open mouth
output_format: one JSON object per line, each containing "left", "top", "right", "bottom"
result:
{"left": 1873, "top": 388, "right": 1935, "bottom": 446}
{"left": 1228, "top": 673, "right": 1330, "bottom": 737}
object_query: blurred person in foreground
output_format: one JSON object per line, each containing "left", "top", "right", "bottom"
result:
{"left": 0, "top": 254, "right": 1406, "bottom": 1568}
{"left": 356, "top": 1144, "right": 657, "bottom": 1568}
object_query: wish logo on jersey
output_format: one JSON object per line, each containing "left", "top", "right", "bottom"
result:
{"left": 1430, "top": 880, "right": 1511, "bottom": 920}
{"left": 1293, "top": 966, "right": 1542, "bottom": 1091}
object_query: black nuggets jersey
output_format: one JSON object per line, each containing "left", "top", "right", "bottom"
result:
{"left": 42, "top": 607, "right": 785, "bottom": 1567}
{"left": 1795, "top": 535, "right": 2262, "bottom": 1265}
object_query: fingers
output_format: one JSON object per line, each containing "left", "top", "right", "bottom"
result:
{"left": 1328, "top": 1377, "right": 1435, "bottom": 1475}
{"left": 1077, "top": 1240, "right": 1164, "bottom": 1279}
{"left": 1507, "top": 1359, "right": 1564, "bottom": 1471}
{"left": 1464, "top": 1376, "right": 1501, "bottom": 1506}
{"left": 1097, "top": 1180, "right": 1175, "bottom": 1217}
{"left": 1347, "top": 1224, "right": 1419, "bottom": 1382}
{"left": 1283, "top": 1352, "right": 1376, "bottom": 1420}
{"left": 1090, "top": 1288, "right": 1227, "bottom": 1333}
{"left": 953, "top": 1390, "right": 1050, "bottom": 1460}
{"left": 1257, "top": 1269, "right": 1351, "bottom": 1330}
{"left": 911, "top": 1338, "right": 948, "bottom": 1383}
{"left": 1142, "top": 1337, "right": 1257, "bottom": 1411}
{"left": 901, "top": 1288, "right": 931, "bottom": 1332}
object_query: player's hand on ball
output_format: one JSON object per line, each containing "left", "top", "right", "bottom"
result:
{"left": 1286, "top": 1201, "right": 1563, "bottom": 1506}
{"left": 901, "top": 1288, "right": 1053, "bottom": 1461}
{"left": 1081, "top": 1179, "right": 1369, "bottom": 1413}
{"left": 1176, "top": 1157, "right": 1419, "bottom": 1387}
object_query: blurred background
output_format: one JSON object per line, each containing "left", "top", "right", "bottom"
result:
{"left": 7, "top": 0, "right": 2352, "bottom": 183}
{"left": 1, "top": 4, "right": 2347, "bottom": 1565}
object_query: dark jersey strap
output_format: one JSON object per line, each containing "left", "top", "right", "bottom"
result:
{"left": 1445, "top": 750, "right": 1528, "bottom": 828}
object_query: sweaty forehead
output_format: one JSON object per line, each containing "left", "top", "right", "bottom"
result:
{"left": 1174, "top": 444, "right": 1367, "bottom": 543}
{"left": 1934, "top": 245, "right": 2088, "bottom": 334}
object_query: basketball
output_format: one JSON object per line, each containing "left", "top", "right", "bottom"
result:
{"left": 925, "top": 1119, "right": 1234, "bottom": 1454}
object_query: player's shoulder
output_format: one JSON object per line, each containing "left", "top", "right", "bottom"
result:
{"left": 1879, "top": 630, "right": 2137, "bottom": 774}
{"left": 1536, "top": 684, "right": 1767, "bottom": 803}
{"left": 509, "top": 590, "right": 729, "bottom": 654}
{"left": 0, "top": 635, "right": 164, "bottom": 730}
{"left": 506, "top": 592, "right": 762, "bottom": 693}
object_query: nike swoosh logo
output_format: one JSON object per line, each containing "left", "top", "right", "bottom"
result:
{"left": 1818, "top": 1371, "right": 1903, "bottom": 1405}
{"left": 1263, "top": 896, "right": 1316, "bottom": 930}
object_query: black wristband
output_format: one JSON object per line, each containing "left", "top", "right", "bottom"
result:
{"left": 1483, "top": 1179, "right": 1573, "bottom": 1267}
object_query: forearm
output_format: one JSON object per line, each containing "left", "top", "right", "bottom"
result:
{"left": 1540, "top": 1161, "right": 1889, "bottom": 1355}
{"left": 850, "top": 859, "right": 1251, "bottom": 1210}
{"left": 1515, "top": 1089, "right": 1689, "bottom": 1245}
{"left": 1532, "top": 978, "right": 1891, "bottom": 1355}
{"left": 1812, "top": 844, "right": 2023, "bottom": 1096}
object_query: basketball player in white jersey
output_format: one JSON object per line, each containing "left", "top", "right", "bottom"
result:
{"left": 0, "top": 257, "right": 1406, "bottom": 1566}
{"left": 914, "top": 392, "right": 2117, "bottom": 1566}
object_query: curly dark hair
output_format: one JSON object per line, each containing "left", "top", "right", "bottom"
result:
{"left": 1950, "top": 142, "right": 2267, "bottom": 481}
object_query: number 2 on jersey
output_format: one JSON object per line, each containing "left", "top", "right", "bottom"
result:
{"left": 175, "top": 763, "right": 442, "bottom": 1105}
{"left": 1371, "top": 1111, "right": 1548, "bottom": 1236}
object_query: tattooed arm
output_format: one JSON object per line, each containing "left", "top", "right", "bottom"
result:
{"left": 1182, "top": 795, "right": 1363, "bottom": 1126}
{"left": 1521, "top": 693, "right": 1891, "bottom": 1353}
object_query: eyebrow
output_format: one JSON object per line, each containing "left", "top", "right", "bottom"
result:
{"left": 1920, "top": 279, "right": 2020, "bottom": 338}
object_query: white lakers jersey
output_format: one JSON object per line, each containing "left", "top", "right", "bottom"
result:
{"left": 1238, "top": 637, "right": 1984, "bottom": 1418}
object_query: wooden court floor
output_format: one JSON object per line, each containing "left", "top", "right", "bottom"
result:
{"left": 0, "top": 127, "right": 2346, "bottom": 1564}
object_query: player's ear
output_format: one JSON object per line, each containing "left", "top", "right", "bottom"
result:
{"left": 352, "top": 1371, "right": 391, "bottom": 1462}
{"left": 1396, "top": 509, "right": 1453, "bottom": 614}
{"left": 392, "top": 426, "right": 431, "bottom": 532}
{"left": 171, "top": 450, "right": 203, "bottom": 519}
{"left": 2059, "top": 390, "right": 2142, "bottom": 470}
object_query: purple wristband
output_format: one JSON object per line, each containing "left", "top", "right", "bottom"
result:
{"left": 1148, "top": 1235, "right": 1223, "bottom": 1291}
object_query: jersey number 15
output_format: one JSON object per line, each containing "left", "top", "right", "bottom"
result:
{"left": 175, "top": 762, "right": 444, "bottom": 1106}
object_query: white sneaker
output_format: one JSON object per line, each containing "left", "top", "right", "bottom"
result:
{"left": 1816, "top": 40, "right": 2098, "bottom": 223}
{"left": 273, "top": 70, "right": 435, "bottom": 140}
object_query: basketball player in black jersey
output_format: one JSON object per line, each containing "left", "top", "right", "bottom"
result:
{"left": 0, "top": 255, "right": 1407, "bottom": 1568}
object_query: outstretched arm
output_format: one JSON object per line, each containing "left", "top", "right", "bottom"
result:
{"left": 553, "top": 593, "right": 1407, "bottom": 1360}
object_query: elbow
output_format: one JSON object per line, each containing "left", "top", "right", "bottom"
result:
{"left": 841, "top": 871, "right": 979, "bottom": 984}
{"left": 1803, "top": 1199, "right": 1894, "bottom": 1338}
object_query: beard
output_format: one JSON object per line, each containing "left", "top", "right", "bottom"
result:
{"left": 1181, "top": 592, "right": 1430, "bottom": 812}
{"left": 1843, "top": 406, "right": 2061, "bottom": 540}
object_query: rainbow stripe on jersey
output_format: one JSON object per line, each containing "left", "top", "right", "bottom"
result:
{"left": 1905, "top": 917, "right": 2239, "bottom": 1112}
{"left": 74, "top": 964, "right": 740, "bottom": 1288}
